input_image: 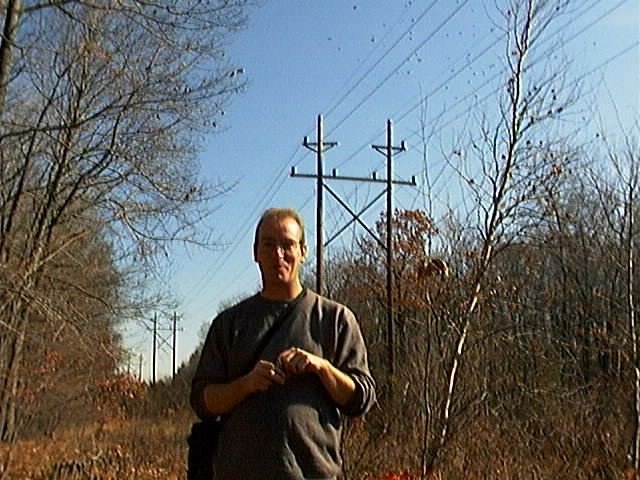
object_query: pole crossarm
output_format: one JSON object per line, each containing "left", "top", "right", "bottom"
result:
{"left": 291, "top": 167, "right": 416, "bottom": 186}
{"left": 372, "top": 140, "right": 407, "bottom": 155}
{"left": 303, "top": 137, "right": 338, "bottom": 152}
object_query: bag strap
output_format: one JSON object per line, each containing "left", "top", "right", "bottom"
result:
{"left": 245, "top": 288, "right": 307, "bottom": 371}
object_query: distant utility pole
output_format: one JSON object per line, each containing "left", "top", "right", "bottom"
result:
{"left": 152, "top": 313, "right": 157, "bottom": 384}
{"left": 293, "top": 116, "right": 415, "bottom": 375}
{"left": 172, "top": 311, "right": 178, "bottom": 379}
{"left": 151, "top": 312, "right": 183, "bottom": 383}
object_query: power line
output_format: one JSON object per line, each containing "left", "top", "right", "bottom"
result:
{"left": 323, "top": 3, "right": 414, "bottom": 119}
{"left": 394, "top": 5, "right": 639, "bottom": 225}
{"left": 320, "top": 0, "right": 629, "bottom": 253}
{"left": 395, "top": 0, "right": 628, "bottom": 133}
{"left": 181, "top": 143, "right": 304, "bottom": 306}
{"left": 402, "top": 2, "right": 637, "bottom": 180}
{"left": 324, "top": 0, "right": 441, "bottom": 121}
{"left": 333, "top": 0, "right": 618, "bottom": 176}
{"left": 193, "top": 1, "right": 473, "bottom": 290}
{"left": 326, "top": 0, "right": 472, "bottom": 139}
{"left": 182, "top": 3, "right": 454, "bottom": 306}
{"left": 182, "top": 0, "right": 633, "bottom": 320}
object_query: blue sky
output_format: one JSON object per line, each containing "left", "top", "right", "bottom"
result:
{"left": 123, "top": 0, "right": 639, "bottom": 380}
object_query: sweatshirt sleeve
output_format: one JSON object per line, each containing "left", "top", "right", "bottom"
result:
{"left": 190, "top": 313, "right": 227, "bottom": 419}
{"left": 333, "top": 306, "right": 376, "bottom": 417}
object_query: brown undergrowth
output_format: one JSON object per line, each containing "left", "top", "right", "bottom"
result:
{"left": 0, "top": 380, "right": 636, "bottom": 479}
{"left": 1, "top": 412, "right": 194, "bottom": 480}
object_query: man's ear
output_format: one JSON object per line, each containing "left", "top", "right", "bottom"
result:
{"left": 253, "top": 244, "right": 259, "bottom": 262}
{"left": 301, "top": 243, "right": 308, "bottom": 262}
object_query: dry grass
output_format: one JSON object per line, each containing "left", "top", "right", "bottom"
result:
{"left": 343, "top": 385, "right": 636, "bottom": 480}
{"left": 0, "top": 395, "right": 636, "bottom": 480}
{"left": 1, "top": 412, "right": 194, "bottom": 480}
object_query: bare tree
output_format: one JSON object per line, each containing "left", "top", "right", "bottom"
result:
{"left": 590, "top": 125, "right": 639, "bottom": 470}
{"left": 424, "top": 0, "right": 578, "bottom": 473}
{"left": 0, "top": 0, "right": 249, "bottom": 443}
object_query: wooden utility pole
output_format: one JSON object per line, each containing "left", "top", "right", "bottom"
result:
{"left": 373, "top": 119, "right": 406, "bottom": 375}
{"left": 301, "top": 114, "right": 337, "bottom": 295}
{"left": 293, "top": 116, "right": 412, "bottom": 375}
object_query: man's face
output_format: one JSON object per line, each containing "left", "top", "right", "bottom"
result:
{"left": 254, "top": 216, "right": 307, "bottom": 289}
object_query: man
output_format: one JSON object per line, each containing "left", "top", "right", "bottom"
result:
{"left": 190, "top": 207, "right": 376, "bottom": 480}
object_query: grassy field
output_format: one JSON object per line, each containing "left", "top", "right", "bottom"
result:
{"left": 2, "top": 413, "right": 192, "bottom": 480}
{"left": 2, "top": 406, "right": 637, "bottom": 479}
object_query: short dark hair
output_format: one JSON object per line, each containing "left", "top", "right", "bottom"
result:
{"left": 253, "top": 208, "right": 306, "bottom": 249}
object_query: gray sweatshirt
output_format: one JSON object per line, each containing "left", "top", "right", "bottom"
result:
{"left": 190, "top": 289, "right": 376, "bottom": 480}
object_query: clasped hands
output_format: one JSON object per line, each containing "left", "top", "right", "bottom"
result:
{"left": 243, "top": 347, "right": 326, "bottom": 393}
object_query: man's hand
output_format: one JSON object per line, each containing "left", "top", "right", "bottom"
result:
{"left": 242, "top": 359, "right": 286, "bottom": 394}
{"left": 277, "top": 347, "right": 356, "bottom": 407}
{"left": 276, "top": 347, "right": 326, "bottom": 376}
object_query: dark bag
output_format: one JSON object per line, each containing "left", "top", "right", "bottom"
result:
{"left": 187, "top": 418, "right": 222, "bottom": 480}
{"left": 186, "top": 289, "right": 307, "bottom": 480}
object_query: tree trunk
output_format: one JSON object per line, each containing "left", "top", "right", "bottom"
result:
{"left": 627, "top": 193, "right": 639, "bottom": 469}
{"left": 0, "top": 297, "right": 27, "bottom": 442}
{"left": 0, "top": 0, "right": 22, "bottom": 119}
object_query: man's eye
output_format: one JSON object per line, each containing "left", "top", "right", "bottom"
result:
{"left": 260, "top": 239, "right": 298, "bottom": 251}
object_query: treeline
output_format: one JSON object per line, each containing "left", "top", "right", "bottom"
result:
{"left": 330, "top": 190, "right": 638, "bottom": 478}
{"left": 0, "top": 0, "right": 249, "bottom": 452}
